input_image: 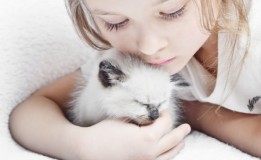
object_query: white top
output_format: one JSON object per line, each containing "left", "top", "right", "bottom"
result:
{"left": 179, "top": 0, "right": 261, "bottom": 114}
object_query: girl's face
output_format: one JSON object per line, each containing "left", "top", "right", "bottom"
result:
{"left": 86, "top": 0, "right": 212, "bottom": 74}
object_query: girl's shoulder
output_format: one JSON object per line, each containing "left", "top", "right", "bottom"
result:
{"left": 248, "top": 0, "right": 261, "bottom": 39}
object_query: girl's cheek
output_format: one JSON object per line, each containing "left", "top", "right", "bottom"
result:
{"left": 109, "top": 38, "right": 134, "bottom": 53}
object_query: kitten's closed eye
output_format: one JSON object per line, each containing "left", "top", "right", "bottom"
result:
{"left": 133, "top": 100, "right": 167, "bottom": 121}
{"left": 134, "top": 99, "right": 167, "bottom": 108}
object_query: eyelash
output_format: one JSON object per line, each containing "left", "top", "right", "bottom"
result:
{"left": 160, "top": 5, "right": 186, "bottom": 21}
{"left": 104, "top": 19, "right": 129, "bottom": 32}
{"left": 104, "top": 5, "right": 187, "bottom": 32}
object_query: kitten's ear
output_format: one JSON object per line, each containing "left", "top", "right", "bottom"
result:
{"left": 171, "top": 73, "right": 194, "bottom": 100}
{"left": 170, "top": 73, "right": 190, "bottom": 89}
{"left": 98, "top": 60, "right": 126, "bottom": 87}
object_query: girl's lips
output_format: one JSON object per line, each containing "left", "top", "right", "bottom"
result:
{"left": 150, "top": 57, "right": 176, "bottom": 66}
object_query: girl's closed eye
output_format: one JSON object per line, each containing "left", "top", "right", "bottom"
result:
{"left": 160, "top": 5, "right": 187, "bottom": 21}
{"left": 103, "top": 5, "right": 187, "bottom": 32}
{"left": 104, "top": 19, "right": 129, "bottom": 32}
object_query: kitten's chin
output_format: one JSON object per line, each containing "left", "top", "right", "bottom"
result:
{"left": 131, "top": 118, "right": 155, "bottom": 126}
{"left": 119, "top": 116, "right": 157, "bottom": 126}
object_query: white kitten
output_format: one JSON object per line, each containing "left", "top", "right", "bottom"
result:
{"left": 68, "top": 49, "right": 189, "bottom": 127}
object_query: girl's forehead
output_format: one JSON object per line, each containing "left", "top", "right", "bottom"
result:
{"left": 85, "top": 0, "right": 170, "bottom": 6}
{"left": 85, "top": 0, "right": 186, "bottom": 14}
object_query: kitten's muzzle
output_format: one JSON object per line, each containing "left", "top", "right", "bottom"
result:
{"left": 147, "top": 105, "right": 159, "bottom": 121}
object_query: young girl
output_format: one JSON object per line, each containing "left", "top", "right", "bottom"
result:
{"left": 9, "top": 0, "right": 261, "bottom": 160}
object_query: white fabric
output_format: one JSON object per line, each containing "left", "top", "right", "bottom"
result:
{"left": 0, "top": 0, "right": 258, "bottom": 159}
{"left": 180, "top": 0, "right": 261, "bottom": 114}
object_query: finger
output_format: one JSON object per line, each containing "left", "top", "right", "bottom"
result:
{"left": 140, "top": 111, "right": 173, "bottom": 139}
{"left": 156, "top": 123, "right": 190, "bottom": 155}
{"left": 156, "top": 141, "right": 185, "bottom": 160}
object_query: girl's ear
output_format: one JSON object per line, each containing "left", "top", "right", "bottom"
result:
{"left": 98, "top": 60, "right": 126, "bottom": 87}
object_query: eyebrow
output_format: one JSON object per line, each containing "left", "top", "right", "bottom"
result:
{"left": 159, "top": 0, "right": 170, "bottom": 3}
{"left": 156, "top": 0, "right": 171, "bottom": 5}
{"left": 91, "top": 9, "right": 119, "bottom": 16}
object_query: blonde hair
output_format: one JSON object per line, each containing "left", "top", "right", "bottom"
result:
{"left": 197, "top": 0, "right": 250, "bottom": 109}
{"left": 200, "top": 0, "right": 250, "bottom": 73}
{"left": 65, "top": 0, "right": 111, "bottom": 50}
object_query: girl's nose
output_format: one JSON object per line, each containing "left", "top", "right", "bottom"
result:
{"left": 137, "top": 29, "right": 168, "bottom": 56}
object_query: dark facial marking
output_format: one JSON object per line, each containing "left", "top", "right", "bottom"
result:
{"left": 98, "top": 60, "right": 125, "bottom": 87}
{"left": 146, "top": 104, "right": 159, "bottom": 121}
{"left": 170, "top": 73, "right": 190, "bottom": 87}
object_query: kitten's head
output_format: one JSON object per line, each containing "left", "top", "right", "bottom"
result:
{"left": 98, "top": 57, "right": 189, "bottom": 125}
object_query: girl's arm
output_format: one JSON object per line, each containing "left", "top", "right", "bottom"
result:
{"left": 183, "top": 101, "right": 261, "bottom": 157}
{"left": 9, "top": 70, "right": 191, "bottom": 160}
{"left": 9, "top": 70, "right": 81, "bottom": 159}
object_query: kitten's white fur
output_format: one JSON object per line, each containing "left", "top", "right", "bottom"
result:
{"left": 69, "top": 49, "right": 189, "bottom": 127}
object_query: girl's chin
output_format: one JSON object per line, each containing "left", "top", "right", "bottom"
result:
{"left": 165, "top": 65, "right": 184, "bottom": 75}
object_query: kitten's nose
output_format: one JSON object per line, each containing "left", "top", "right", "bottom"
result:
{"left": 149, "top": 110, "right": 159, "bottom": 121}
{"left": 149, "top": 109, "right": 159, "bottom": 121}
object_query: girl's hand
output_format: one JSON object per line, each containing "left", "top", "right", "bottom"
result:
{"left": 69, "top": 111, "right": 191, "bottom": 160}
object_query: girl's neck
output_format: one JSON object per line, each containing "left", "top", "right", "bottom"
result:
{"left": 194, "top": 33, "right": 218, "bottom": 77}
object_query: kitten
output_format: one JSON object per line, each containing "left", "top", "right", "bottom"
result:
{"left": 68, "top": 49, "right": 189, "bottom": 127}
